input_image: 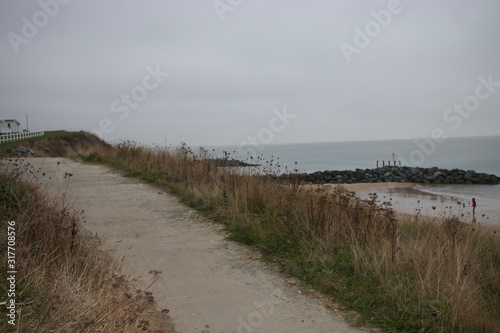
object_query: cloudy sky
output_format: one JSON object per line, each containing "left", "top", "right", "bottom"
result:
{"left": 1, "top": 0, "right": 499, "bottom": 147}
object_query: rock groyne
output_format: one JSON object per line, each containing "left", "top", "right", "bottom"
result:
{"left": 291, "top": 167, "right": 500, "bottom": 185}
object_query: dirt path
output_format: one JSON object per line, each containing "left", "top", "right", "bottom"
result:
{"left": 19, "top": 158, "right": 363, "bottom": 333}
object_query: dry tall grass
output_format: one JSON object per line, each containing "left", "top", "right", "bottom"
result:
{"left": 78, "top": 139, "right": 500, "bottom": 332}
{"left": 8, "top": 132, "right": 498, "bottom": 332}
{"left": 0, "top": 159, "right": 173, "bottom": 333}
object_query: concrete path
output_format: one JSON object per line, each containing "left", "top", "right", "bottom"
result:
{"left": 9, "top": 158, "right": 363, "bottom": 333}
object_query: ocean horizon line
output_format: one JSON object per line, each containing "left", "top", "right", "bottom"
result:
{"left": 196, "top": 134, "right": 500, "bottom": 149}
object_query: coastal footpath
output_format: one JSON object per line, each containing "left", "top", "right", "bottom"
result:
{"left": 290, "top": 166, "right": 500, "bottom": 185}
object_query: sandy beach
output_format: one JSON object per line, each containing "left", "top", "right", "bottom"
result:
{"left": 316, "top": 183, "right": 500, "bottom": 227}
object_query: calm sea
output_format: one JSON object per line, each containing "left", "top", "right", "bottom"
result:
{"left": 208, "top": 136, "right": 500, "bottom": 175}
{"left": 206, "top": 136, "right": 500, "bottom": 225}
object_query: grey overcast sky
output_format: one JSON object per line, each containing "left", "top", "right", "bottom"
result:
{"left": 1, "top": 0, "right": 499, "bottom": 146}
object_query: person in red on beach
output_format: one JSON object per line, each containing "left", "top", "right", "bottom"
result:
{"left": 472, "top": 198, "right": 477, "bottom": 215}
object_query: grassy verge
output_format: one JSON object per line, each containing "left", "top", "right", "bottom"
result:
{"left": 0, "top": 159, "right": 173, "bottom": 332}
{"left": 0, "top": 131, "right": 106, "bottom": 158}
{"left": 76, "top": 138, "right": 500, "bottom": 332}
{"left": 0, "top": 130, "right": 76, "bottom": 149}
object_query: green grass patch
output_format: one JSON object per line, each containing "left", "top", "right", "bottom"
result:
{"left": 0, "top": 130, "right": 80, "bottom": 151}
{"left": 81, "top": 152, "right": 103, "bottom": 163}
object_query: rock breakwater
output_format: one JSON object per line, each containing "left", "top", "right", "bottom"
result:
{"left": 288, "top": 167, "right": 500, "bottom": 185}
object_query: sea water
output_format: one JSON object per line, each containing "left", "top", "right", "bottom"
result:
{"left": 208, "top": 135, "right": 499, "bottom": 174}
{"left": 206, "top": 136, "right": 500, "bottom": 225}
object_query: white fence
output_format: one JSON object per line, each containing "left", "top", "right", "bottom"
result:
{"left": 0, "top": 131, "right": 45, "bottom": 144}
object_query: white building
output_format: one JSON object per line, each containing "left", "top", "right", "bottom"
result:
{"left": 0, "top": 119, "right": 21, "bottom": 134}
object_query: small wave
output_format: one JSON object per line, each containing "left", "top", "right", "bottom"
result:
{"left": 414, "top": 184, "right": 500, "bottom": 206}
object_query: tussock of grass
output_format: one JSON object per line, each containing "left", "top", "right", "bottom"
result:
{"left": 0, "top": 159, "right": 173, "bottom": 332}
{"left": 78, "top": 138, "right": 499, "bottom": 332}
